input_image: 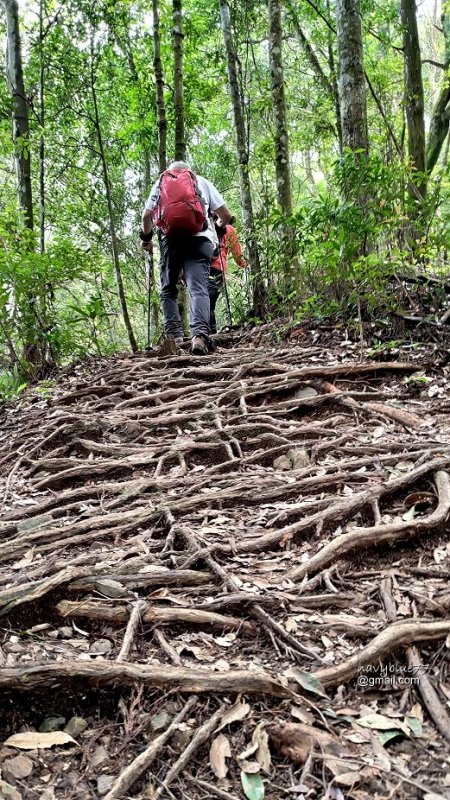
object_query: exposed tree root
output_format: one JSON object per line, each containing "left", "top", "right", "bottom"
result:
{"left": 0, "top": 661, "right": 289, "bottom": 695}
{"left": 287, "top": 470, "right": 450, "bottom": 581}
{"left": 315, "top": 619, "right": 450, "bottom": 687}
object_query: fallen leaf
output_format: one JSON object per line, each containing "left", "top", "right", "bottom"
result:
{"left": 409, "top": 702, "right": 423, "bottom": 722}
{"left": 241, "top": 771, "right": 265, "bottom": 800}
{"left": 252, "top": 724, "right": 271, "bottom": 774}
{"left": 286, "top": 668, "right": 327, "bottom": 698}
{"left": 4, "top": 731, "right": 77, "bottom": 750}
{"left": 378, "top": 730, "right": 404, "bottom": 746}
{"left": 209, "top": 734, "right": 231, "bottom": 779}
{"left": 240, "top": 760, "right": 261, "bottom": 773}
{"left": 402, "top": 505, "right": 417, "bottom": 522}
{"left": 404, "top": 716, "right": 423, "bottom": 736}
{"left": 356, "top": 713, "right": 409, "bottom": 736}
{"left": 216, "top": 701, "right": 250, "bottom": 732}
{"left": 238, "top": 741, "right": 259, "bottom": 761}
{"left": 334, "top": 771, "right": 363, "bottom": 786}
{"left": 424, "top": 794, "right": 448, "bottom": 800}
{"left": 370, "top": 732, "right": 391, "bottom": 772}
{"left": 434, "top": 546, "right": 448, "bottom": 564}
{"left": 269, "top": 722, "right": 355, "bottom": 776}
{"left": 290, "top": 705, "right": 314, "bottom": 725}
{"left": 0, "top": 779, "right": 22, "bottom": 800}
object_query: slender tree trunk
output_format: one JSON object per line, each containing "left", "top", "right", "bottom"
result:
{"left": 219, "top": 0, "right": 265, "bottom": 315}
{"left": 336, "top": 0, "right": 368, "bottom": 156}
{"left": 39, "top": 0, "right": 45, "bottom": 254}
{"left": 89, "top": 39, "right": 138, "bottom": 353}
{"left": 1, "top": 0, "right": 46, "bottom": 370}
{"left": 170, "top": 0, "right": 189, "bottom": 334}
{"left": 325, "top": 0, "right": 343, "bottom": 152}
{"left": 2, "top": 0, "right": 34, "bottom": 231}
{"left": 426, "top": 7, "right": 450, "bottom": 173}
{"left": 268, "top": 0, "right": 293, "bottom": 218}
{"left": 153, "top": 0, "right": 167, "bottom": 173}
{"left": 401, "top": 0, "right": 426, "bottom": 200}
{"left": 172, "top": 0, "right": 186, "bottom": 161}
{"left": 269, "top": 0, "right": 297, "bottom": 293}
{"left": 335, "top": 0, "right": 368, "bottom": 301}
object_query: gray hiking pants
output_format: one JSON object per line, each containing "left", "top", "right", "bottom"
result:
{"left": 159, "top": 235, "right": 214, "bottom": 339}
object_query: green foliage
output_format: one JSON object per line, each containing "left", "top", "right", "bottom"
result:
{"left": 0, "top": 368, "right": 27, "bottom": 401}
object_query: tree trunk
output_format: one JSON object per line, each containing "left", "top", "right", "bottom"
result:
{"left": 172, "top": 0, "right": 186, "bottom": 162}
{"left": 2, "top": 0, "right": 34, "bottom": 231}
{"left": 219, "top": 0, "right": 265, "bottom": 315}
{"left": 335, "top": 0, "right": 368, "bottom": 155}
{"left": 1, "top": 0, "right": 46, "bottom": 371}
{"left": 39, "top": 0, "right": 45, "bottom": 254}
{"left": 268, "top": 0, "right": 297, "bottom": 292}
{"left": 401, "top": 0, "right": 426, "bottom": 200}
{"left": 153, "top": 0, "right": 167, "bottom": 173}
{"left": 335, "top": 0, "right": 368, "bottom": 302}
{"left": 268, "top": 0, "right": 293, "bottom": 218}
{"left": 325, "top": 0, "right": 343, "bottom": 152}
{"left": 426, "top": 7, "right": 450, "bottom": 173}
{"left": 171, "top": 0, "right": 189, "bottom": 335}
{"left": 89, "top": 38, "right": 138, "bottom": 353}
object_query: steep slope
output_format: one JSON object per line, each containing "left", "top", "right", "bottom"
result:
{"left": 0, "top": 328, "right": 449, "bottom": 799}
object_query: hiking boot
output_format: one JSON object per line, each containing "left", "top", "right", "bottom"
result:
{"left": 191, "top": 335, "right": 209, "bottom": 355}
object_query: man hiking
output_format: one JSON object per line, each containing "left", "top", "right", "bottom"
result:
{"left": 209, "top": 217, "right": 248, "bottom": 333}
{"left": 140, "top": 161, "right": 233, "bottom": 355}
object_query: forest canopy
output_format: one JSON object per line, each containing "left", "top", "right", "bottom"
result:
{"left": 0, "top": 0, "right": 449, "bottom": 389}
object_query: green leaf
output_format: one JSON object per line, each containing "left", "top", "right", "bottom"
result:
{"left": 293, "top": 671, "right": 328, "bottom": 698}
{"left": 405, "top": 716, "right": 423, "bottom": 736}
{"left": 241, "top": 771, "right": 265, "bottom": 800}
{"left": 378, "top": 729, "right": 405, "bottom": 746}
{"left": 356, "top": 713, "right": 409, "bottom": 736}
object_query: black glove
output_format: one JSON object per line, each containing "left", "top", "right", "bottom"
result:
{"left": 139, "top": 229, "right": 153, "bottom": 243}
{"left": 215, "top": 223, "right": 227, "bottom": 239}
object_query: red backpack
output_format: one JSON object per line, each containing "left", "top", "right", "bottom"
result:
{"left": 152, "top": 169, "right": 207, "bottom": 236}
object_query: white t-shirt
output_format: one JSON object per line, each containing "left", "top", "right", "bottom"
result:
{"left": 145, "top": 173, "right": 225, "bottom": 245}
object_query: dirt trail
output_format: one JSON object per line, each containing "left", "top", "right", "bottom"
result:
{"left": 0, "top": 326, "right": 450, "bottom": 799}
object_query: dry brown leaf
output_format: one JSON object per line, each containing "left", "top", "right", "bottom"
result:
{"left": 290, "top": 705, "right": 314, "bottom": 725}
{"left": 370, "top": 733, "right": 391, "bottom": 772}
{"left": 209, "top": 734, "right": 231, "bottom": 779}
{"left": 269, "top": 722, "right": 355, "bottom": 776}
{"left": 216, "top": 701, "right": 250, "bottom": 732}
{"left": 239, "top": 760, "right": 260, "bottom": 774}
{"left": 4, "top": 731, "right": 77, "bottom": 750}
{"left": 252, "top": 724, "right": 271, "bottom": 774}
{"left": 334, "top": 771, "right": 363, "bottom": 787}
{"left": 238, "top": 741, "right": 258, "bottom": 761}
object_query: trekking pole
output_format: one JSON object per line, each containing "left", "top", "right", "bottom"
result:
{"left": 146, "top": 244, "right": 154, "bottom": 349}
{"left": 243, "top": 260, "right": 252, "bottom": 311}
{"left": 219, "top": 246, "right": 233, "bottom": 327}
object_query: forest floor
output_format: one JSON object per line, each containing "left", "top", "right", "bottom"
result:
{"left": 0, "top": 322, "right": 450, "bottom": 800}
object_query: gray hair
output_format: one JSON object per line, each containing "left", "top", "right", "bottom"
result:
{"left": 168, "top": 160, "right": 192, "bottom": 171}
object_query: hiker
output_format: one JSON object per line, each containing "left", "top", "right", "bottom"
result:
{"left": 209, "top": 217, "right": 248, "bottom": 333}
{"left": 140, "top": 161, "right": 233, "bottom": 355}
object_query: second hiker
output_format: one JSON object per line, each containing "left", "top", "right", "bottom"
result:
{"left": 140, "top": 161, "right": 233, "bottom": 355}
{"left": 209, "top": 216, "right": 248, "bottom": 333}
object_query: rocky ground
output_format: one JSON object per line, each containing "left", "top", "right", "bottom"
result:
{"left": 0, "top": 323, "right": 450, "bottom": 800}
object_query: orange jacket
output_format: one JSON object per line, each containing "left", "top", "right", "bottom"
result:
{"left": 211, "top": 225, "right": 247, "bottom": 272}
